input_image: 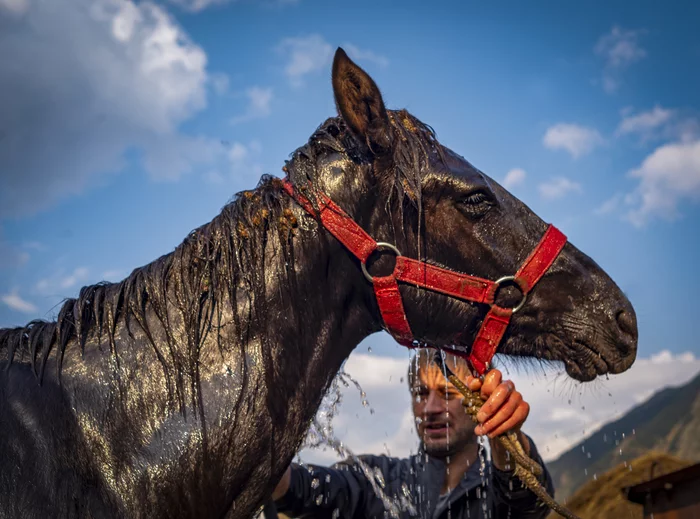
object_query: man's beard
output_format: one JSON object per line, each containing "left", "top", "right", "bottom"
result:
{"left": 422, "top": 426, "right": 476, "bottom": 458}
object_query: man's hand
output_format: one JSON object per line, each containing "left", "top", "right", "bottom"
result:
{"left": 465, "top": 369, "right": 531, "bottom": 470}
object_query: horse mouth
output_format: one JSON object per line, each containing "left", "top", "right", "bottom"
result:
{"left": 561, "top": 339, "right": 633, "bottom": 382}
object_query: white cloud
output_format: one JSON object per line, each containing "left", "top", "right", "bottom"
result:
{"left": 616, "top": 106, "right": 675, "bottom": 138}
{"left": 595, "top": 26, "right": 647, "bottom": 94}
{"left": 60, "top": 267, "right": 90, "bottom": 289}
{"left": 543, "top": 124, "right": 604, "bottom": 158}
{"left": 230, "top": 86, "right": 273, "bottom": 124}
{"left": 298, "top": 349, "right": 700, "bottom": 467}
{"left": 166, "top": 0, "right": 298, "bottom": 12}
{"left": 624, "top": 138, "right": 700, "bottom": 226}
{"left": 1, "top": 290, "right": 38, "bottom": 314}
{"left": 538, "top": 177, "right": 582, "bottom": 200}
{"left": 503, "top": 168, "right": 527, "bottom": 189}
{"left": 166, "top": 0, "right": 231, "bottom": 12}
{"left": 343, "top": 43, "right": 389, "bottom": 69}
{"left": 276, "top": 35, "right": 387, "bottom": 87}
{"left": 277, "top": 34, "right": 334, "bottom": 87}
{"left": 594, "top": 193, "right": 623, "bottom": 215}
{"left": 35, "top": 266, "right": 91, "bottom": 296}
{"left": 199, "top": 140, "right": 264, "bottom": 185}
{"left": 0, "top": 0, "right": 222, "bottom": 219}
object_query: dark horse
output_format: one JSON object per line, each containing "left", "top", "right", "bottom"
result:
{"left": 0, "top": 49, "right": 638, "bottom": 518}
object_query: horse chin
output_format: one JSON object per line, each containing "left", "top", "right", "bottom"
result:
{"left": 561, "top": 340, "right": 626, "bottom": 383}
{"left": 562, "top": 359, "right": 600, "bottom": 383}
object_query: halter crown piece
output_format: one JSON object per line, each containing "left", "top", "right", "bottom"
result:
{"left": 282, "top": 180, "right": 567, "bottom": 375}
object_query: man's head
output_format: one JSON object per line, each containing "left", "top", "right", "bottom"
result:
{"left": 408, "top": 349, "right": 476, "bottom": 458}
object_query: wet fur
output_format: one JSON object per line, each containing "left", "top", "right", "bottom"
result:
{"left": 0, "top": 49, "right": 636, "bottom": 518}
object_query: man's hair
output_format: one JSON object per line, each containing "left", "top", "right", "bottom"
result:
{"left": 406, "top": 349, "right": 472, "bottom": 391}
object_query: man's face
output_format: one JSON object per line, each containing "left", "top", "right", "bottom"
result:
{"left": 411, "top": 368, "right": 476, "bottom": 457}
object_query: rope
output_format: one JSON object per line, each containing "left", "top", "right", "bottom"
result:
{"left": 435, "top": 354, "right": 581, "bottom": 519}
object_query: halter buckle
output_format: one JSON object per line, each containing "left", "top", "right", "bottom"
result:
{"left": 361, "top": 242, "right": 402, "bottom": 283}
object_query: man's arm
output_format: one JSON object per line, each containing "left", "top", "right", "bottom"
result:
{"left": 273, "top": 455, "right": 400, "bottom": 519}
{"left": 273, "top": 462, "right": 366, "bottom": 519}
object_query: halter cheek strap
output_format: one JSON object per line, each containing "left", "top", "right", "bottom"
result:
{"left": 281, "top": 180, "right": 567, "bottom": 375}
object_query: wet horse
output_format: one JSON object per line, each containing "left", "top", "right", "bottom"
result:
{"left": 0, "top": 49, "right": 638, "bottom": 518}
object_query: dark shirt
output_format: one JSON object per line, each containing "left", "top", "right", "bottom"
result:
{"left": 276, "top": 435, "right": 554, "bottom": 519}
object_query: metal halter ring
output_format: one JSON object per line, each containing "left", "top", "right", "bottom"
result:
{"left": 361, "top": 242, "right": 402, "bottom": 283}
{"left": 492, "top": 275, "right": 528, "bottom": 314}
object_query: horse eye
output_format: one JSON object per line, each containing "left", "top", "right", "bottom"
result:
{"left": 460, "top": 191, "right": 491, "bottom": 206}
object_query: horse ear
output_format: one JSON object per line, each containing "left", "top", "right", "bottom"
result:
{"left": 332, "top": 47, "right": 393, "bottom": 155}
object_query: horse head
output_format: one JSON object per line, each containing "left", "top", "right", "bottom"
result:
{"left": 287, "top": 48, "right": 637, "bottom": 382}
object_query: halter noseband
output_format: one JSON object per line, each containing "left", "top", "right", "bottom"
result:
{"left": 281, "top": 180, "right": 567, "bottom": 375}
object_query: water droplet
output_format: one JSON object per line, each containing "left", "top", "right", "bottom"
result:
{"left": 316, "top": 495, "right": 323, "bottom": 505}
{"left": 325, "top": 474, "right": 331, "bottom": 483}
{"left": 311, "top": 478, "right": 320, "bottom": 489}
{"left": 368, "top": 346, "right": 372, "bottom": 353}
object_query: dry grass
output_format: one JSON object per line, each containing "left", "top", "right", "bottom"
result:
{"left": 548, "top": 451, "right": 693, "bottom": 519}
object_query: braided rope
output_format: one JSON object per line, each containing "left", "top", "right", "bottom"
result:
{"left": 436, "top": 357, "right": 580, "bottom": 519}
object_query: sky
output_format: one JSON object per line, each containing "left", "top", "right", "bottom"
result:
{"left": 1, "top": 0, "right": 699, "bottom": 470}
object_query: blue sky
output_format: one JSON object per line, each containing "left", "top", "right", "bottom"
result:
{"left": 2, "top": 0, "right": 700, "bottom": 370}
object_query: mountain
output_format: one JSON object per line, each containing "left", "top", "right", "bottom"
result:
{"left": 547, "top": 370, "right": 700, "bottom": 500}
{"left": 548, "top": 451, "right": 692, "bottom": 519}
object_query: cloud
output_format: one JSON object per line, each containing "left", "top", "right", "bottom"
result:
{"left": 594, "top": 26, "right": 647, "bottom": 94}
{"left": 35, "top": 266, "right": 91, "bottom": 296}
{"left": 1, "top": 290, "right": 38, "bottom": 314}
{"left": 616, "top": 106, "right": 674, "bottom": 136}
{"left": 277, "top": 34, "right": 334, "bottom": 87}
{"left": 276, "top": 35, "right": 387, "bottom": 87}
{"left": 0, "top": 0, "right": 220, "bottom": 219}
{"left": 202, "top": 140, "right": 264, "bottom": 184}
{"left": 594, "top": 193, "right": 623, "bottom": 215}
{"left": 230, "top": 86, "right": 273, "bottom": 124}
{"left": 343, "top": 43, "right": 389, "bottom": 69}
{"left": 298, "top": 349, "right": 700, "bottom": 467}
{"left": 543, "top": 124, "right": 604, "bottom": 158}
{"left": 624, "top": 138, "right": 700, "bottom": 226}
{"left": 538, "top": 177, "right": 582, "bottom": 200}
{"left": 503, "top": 168, "right": 527, "bottom": 189}
{"left": 166, "top": 0, "right": 231, "bottom": 11}
{"left": 166, "top": 0, "right": 298, "bottom": 12}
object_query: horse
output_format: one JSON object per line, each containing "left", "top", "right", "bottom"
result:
{"left": 0, "top": 48, "right": 638, "bottom": 518}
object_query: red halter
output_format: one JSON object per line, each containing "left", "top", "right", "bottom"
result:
{"left": 282, "top": 180, "right": 567, "bottom": 375}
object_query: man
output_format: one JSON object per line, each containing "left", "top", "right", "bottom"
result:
{"left": 272, "top": 349, "right": 554, "bottom": 518}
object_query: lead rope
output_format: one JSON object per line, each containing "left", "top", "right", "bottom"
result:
{"left": 434, "top": 353, "right": 581, "bottom": 519}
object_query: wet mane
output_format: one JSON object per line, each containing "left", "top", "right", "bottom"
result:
{"left": 0, "top": 110, "right": 440, "bottom": 405}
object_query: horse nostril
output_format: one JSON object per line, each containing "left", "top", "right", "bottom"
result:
{"left": 615, "top": 309, "right": 638, "bottom": 340}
